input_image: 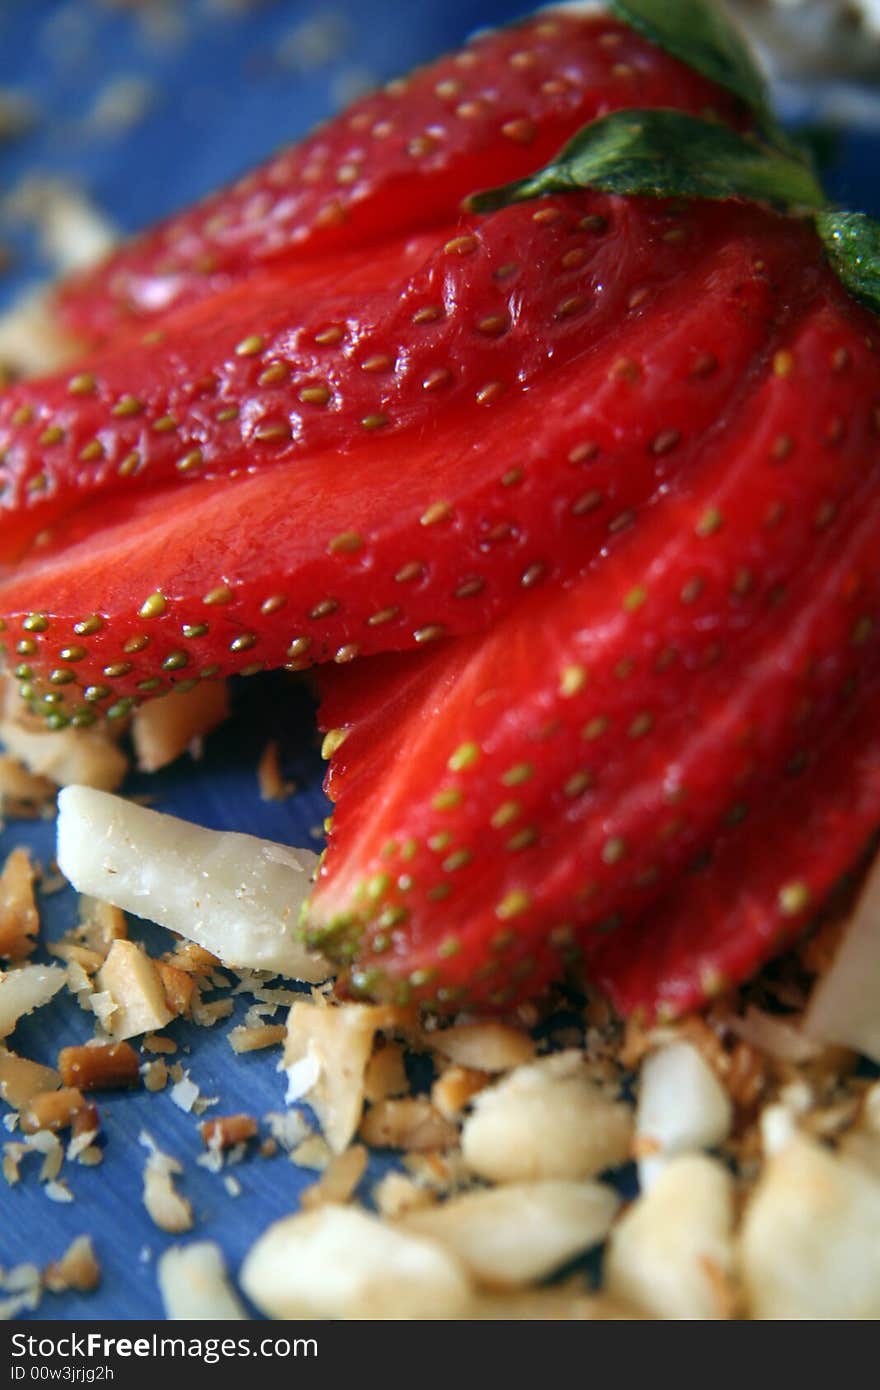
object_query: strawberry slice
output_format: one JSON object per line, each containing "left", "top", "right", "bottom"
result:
{"left": 304, "top": 287, "right": 880, "bottom": 1011}
{"left": 2, "top": 194, "right": 781, "bottom": 559}
{"left": 53, "top": 10, "right": 745, "bottom": 346}
{"left": 0, "top": 199, "right": 814, "bottom": 723}
{"left": 588, "top": 680, "right": 880, "bottom": 1021}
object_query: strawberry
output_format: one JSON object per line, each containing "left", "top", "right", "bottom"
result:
{"left": 303, "top": 285, "right": 880, "bottom": 1011}
{"left": 588, "top": 678, "right": 880, "bottom": 1020}
{"left": 0, "top": 197, "right": 813, "bottom": 722}
{"left": 53, "top": 10, "right": 745, "bottom": 346}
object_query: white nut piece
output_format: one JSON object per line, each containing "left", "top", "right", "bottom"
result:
{"left": 740, "top": 1134, "right": 880, "bottom": 1319}
{"left": 285, "top": 1000, "right": 387, "bottom": 1154}
{"left": 157, "top": 1242, "right": 247, "bottom": 1320}
{"left": 56, "top": 786, "right": 328, "bottom": 981}
{"left": 636, "top": 1040, "right": 732, "bottom": 1190}
{"left": 0, "top": 964, "right": 65, "bottom": 1039}
{"left": 241, "top": 1204, "right": 472, "bottom": 1319}
{"left": 399, "top": 1180, "right": 619, "bottom": 1289}
{"left": 605, "top": 1153, "right": 736, "bottom": 1319}
{"left": 461, "top": 1051, "right": 632, "bottom": 1182}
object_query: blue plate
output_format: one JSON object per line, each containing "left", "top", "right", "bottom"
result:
{"left": 1, "top": 0, "right": 878, "bottom": 1321}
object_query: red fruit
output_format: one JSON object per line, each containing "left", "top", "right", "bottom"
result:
{"left": 0, "top": 198, "right": 813, "bottom": 721}
{"left": 53, "top": 10, "right": 745, "bottom": 346}
{"left": 588, "top": 678, "right": 880, "bottom": 1021}
{"left": 303, "top": 287, "right": 880, "bottom": 1011}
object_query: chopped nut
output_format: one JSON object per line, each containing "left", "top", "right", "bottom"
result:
{"left": 58, "top": 1041, "right": 140, "bottom": 1091}
{"left": 200, "top": 1115, "right": 258, "bottom": 1150}
{"left": 241, "top": 1205, "right": 472, "bottom": 1319}
{"left": 166, "top": 941, "right": 222, "bottom": 976}
{"left": 291, "top": 1134, "right": 332, "bottom": 1171}
{"left": 300, "top": 1144, "right": 367, "bottom": 1209}
{"left": 605, "top": 1154, "right": 737, "bottom": 1320}
{"left": 0, "top": 848, "right": 39, "bottom": 961}
{"left": 157, "top": 1241, "right": 247, "bottom": 1320}
{"left": 228, "top": 1022, "right": 286, "bottom": 1053}
{"left": 20, "top": 1087, "right": 88, "bottom": 1134}
{"left": 635, "top": 1041, "right": 733, "bottom": 1189}
{"left": 285, "top": 1000, "right": 388, "bottom": 1153}
{"left": 96, "top": 939, "right": 174, "bottom": 1039}
{"left": 57, "top": 787, "right": 327, "bottom": 980}
{"left": 142, "top": 1033, "right": 177, "bottom": 1054}
{"left": 0, "top": 754, "right": 56, "bottom": 819}
{"left": 142, "top": 1059, "right": 168, "bottom": 1092}
{"left": 0, "top": 964, "right": 65, "bottom": 1039}
{"left": 141, "top": 1134, "right": 193, "bottom": 1234}
{"left": 132, "top": 682, "right": 229, "bottom": 773}
{"left": 740, "top": 1134, "right": 880, "bottom": 1318}
{"left": 363, "top": 1041, "right": 408, "bottom": 1103}
{"left": 462, "top": 1052, "right": 633, "bottom": 1183}
{"left": 44, "top": 1236, "right": 101, "bottom": 1294}
{"left": 0, "top": 719, "right": 127, "bottom": 792}
{"left": 432, "top": 1066, "right": 489, "bottom": 1120}
{"left": 0, "top": 1051, "right": 60, "bottom": 1109}
{"left": 359, "top": 1098, "right": 460, "bottom": 1152}
{"left": 155, "top": 960, "right": 196, "bottom": 1018}
{"left": 257, "top": 738, "right": 295, "bottom": 801}
{"left": 426, "top": 1021, "right": 535, "bottom": 1073}
{"left": 400, "top": 1180, "right": 619, "bottom": 1289}
{"left": 373, "top": 1172, "right": 437, "bottom": 1219}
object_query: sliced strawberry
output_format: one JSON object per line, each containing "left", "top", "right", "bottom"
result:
{"left": 3, "top": 195, "right": 781, "bottom": 559}
{"left": 303, "top": 289, "right": 880, "bottom": 1010}
{"left": 0, "top": 200, "right": 814, "bottom": 722}
{"left": 53, "top": 10, "right": 745, "bottom": 346}
{"left": 588, "top": 680, "right": 880, "bottom": 1021}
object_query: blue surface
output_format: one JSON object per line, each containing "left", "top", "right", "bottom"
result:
{"left": 0, "top": 0, "right": 879, "bottom": 1322}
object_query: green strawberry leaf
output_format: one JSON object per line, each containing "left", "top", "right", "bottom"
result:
{"left": 607, "top": 0, "right": 776, "bottom": 133}
{"left": 816, "top": 210, "right": 880, "bottom": 316}
{"left": 466, "top": 109, "right": 827, "bottom": 216}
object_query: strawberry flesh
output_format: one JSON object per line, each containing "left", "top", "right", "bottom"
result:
{"left": 0, "top": 200, "right": 814, "bottom": 721}
{"left": 305, "top": 286, "right": 880, "bottom": 1012}
{"left": 589, "top": 680, "right": 880, "bottom": 1020}
{"left": 53, "top": 11, "right": 745, "bottom": 346}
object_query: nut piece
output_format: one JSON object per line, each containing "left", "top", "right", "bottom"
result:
{"left": 300, "top": 1145, "right": 368, "bottom": 1210}
{"left": 432, "top": 1066, "right": 488, "bottom": 1120}
{"left": 56, "top": 787, "right": 327, "bottom": 980}
{"left": 0, "top": 848, "right": 39, "bottom": 961}
{"left": 132, "top": 682, "right": 229, "bottom": 773}
{"left": 157, "top": 1241, "right": 247, "bottom": 1320}
{"left": 20, "top": 1087, "right": 88, "bottom": 1134}
{"left": 285, "top": 1001, "right": 387, "bottom": 1153}
{"left": 0, "top": 964, "right": 65, "bottom": 1039}
{"left": 426, "top": 1021, "right": 535, "bottom": 1072}
{"left": 635, "top": 1041, "right": 733, "bottom": 1190}
{"left": 605, "top": 1154, "right": 736, "bottom": 1320}
{"left": 228, "top": 1022, "right": 286, "bottom": 1053}
{"left": 58, "top": 1041, "right": 140, "bottom": 1091}
{"left": 359, "top": 1098, "right": 459, "bottom": 1152}
{"left": 142, "top": 1135, "right": 193, "bottom": 1234}
{"left": 200, "top": 1115, "right": 258, "bottom": 1150}
{"left": 44, "top": 1236, "right": 101, "bottom": 1294}
{"left": 95, "top": 939, "right": 173, "bottom": 1039}
{"left": 462, "top": 1052, "right": 632, "bottom": 1182}
{"left": 155, "top": 960, "right": 196, "bottom": 1018}
{"left": 0, "top": 1052, "right": 60, "bottom": 1110}
{"left": 0, "top": 719, "right": 127, "bottom": 792}
{"left": 241, "top": 1205, "right": 472, "bottom": 1319}
{"left": 740, "top": 1134, "right": 880, "bottom": 1319}
{"left": 400, "top": 1180, "right": 619, "bottom": 1289}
